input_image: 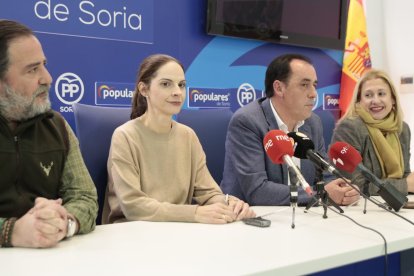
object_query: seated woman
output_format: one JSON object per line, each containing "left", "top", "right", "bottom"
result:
{"left": 103, "top": 54, "right": 255, "bottom": 224}
{"left": 331, "top": 69, "right": 413, "bottom": 196}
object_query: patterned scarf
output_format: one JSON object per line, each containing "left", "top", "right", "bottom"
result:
{"left": 355, "top": 105, "right": 403, "bottom": 178}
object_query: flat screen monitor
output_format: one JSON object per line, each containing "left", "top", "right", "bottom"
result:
{"left": 206, "top": 0, "right": 349, "bottom": 50}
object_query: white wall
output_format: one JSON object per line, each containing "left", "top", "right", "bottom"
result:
{"left": 365, "top": 0, "right": 414, "bottom": 169}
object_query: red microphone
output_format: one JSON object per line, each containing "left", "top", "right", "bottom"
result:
{"left": 328, "top": 141, "right": 407, "bottom": 211}
{"left": 328, "top": 141, "right": 362, "bottom": 173}
{"left": 263, "top": 130, "right": 294, "bottom": 164}
{"left": 263, "top": 130, "right": 313, "bottom": 196}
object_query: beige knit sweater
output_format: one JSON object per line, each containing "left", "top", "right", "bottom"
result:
{"left": 103, "top": 118, "right": 224, "bottom": 224}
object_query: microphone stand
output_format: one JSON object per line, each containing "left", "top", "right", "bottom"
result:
{"left": 304, "top": 181, "right": 344, "bottom": 218}
{"left": 363, "top": 180, "right": 370, "bottom": 214}
{"left": 361, "top": 181, "right": 392, "bottom": 213}
{"left": 288, "top": 166, "right": 298, "bottom": 229}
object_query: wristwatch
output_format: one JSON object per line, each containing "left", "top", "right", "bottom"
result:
{"left": 66, "top": 218, "right": 76, "bottom": 238}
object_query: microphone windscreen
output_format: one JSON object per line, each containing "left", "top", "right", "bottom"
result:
{"left": 328, "top": 141, "right": 362, "bottom": 173}
{"left": 287, "top": 132, "right": 315, "bottom": 159}
{"left": 263, "top": 130, "right": 294, "bottom": 164}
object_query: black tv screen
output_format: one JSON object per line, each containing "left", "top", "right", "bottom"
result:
{"left": 206, "top": 0, "right": 348, "bottom": 50}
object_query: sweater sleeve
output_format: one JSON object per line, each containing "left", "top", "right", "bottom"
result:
{"left": 60, "top": 121, "right": 98, "bottom": 234}
{"left": 189, "top": 132, "right": 224, "bottom": 205}
{"left": 108, "top": 128, "right": 199, "bottom": 222}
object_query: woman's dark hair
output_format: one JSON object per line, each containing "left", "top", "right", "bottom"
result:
{"left": 0, "top": 20, "right": 33, "bottom": 80}
{"left": 264, "top": 53, "right": 313, "bottom": 98}
{"left": 130, "top": 54, "right": 184, "bottom": 119}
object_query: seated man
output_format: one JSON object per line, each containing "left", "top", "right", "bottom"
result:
{"left": 0, "top": 20, "right": 98, "bottom": 248}
{"left": 221, "top": 53, "right": 360, "bottom": 206}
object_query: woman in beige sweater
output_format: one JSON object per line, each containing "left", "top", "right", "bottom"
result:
{"left": 103, "top": 54, "right": 255, "bottom": 224}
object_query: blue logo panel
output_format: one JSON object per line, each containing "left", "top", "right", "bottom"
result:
{"left": 187, "top": 85, "right": 263, "bottom": 110}
{"left": 188, "top": 88, "right": 231, "bottom": 108}
{"left": 323, "top": 93, "right": 340, "bottom": 110}
{"left": 1, "top": 0, "right": 153, "bottom": 43}
{"left": 95, "top": 82, "right": 135, "bottom": 106}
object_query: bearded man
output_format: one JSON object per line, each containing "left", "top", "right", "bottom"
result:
{"left": 0, "top": 20, "right": 97, "bottom": 248}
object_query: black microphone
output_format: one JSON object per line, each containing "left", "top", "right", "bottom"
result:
{"left": 329, "top": 142, "right": 408, "bottom": 212}
{"left": 287, "top": 132, "right": 341, "bottom": 177}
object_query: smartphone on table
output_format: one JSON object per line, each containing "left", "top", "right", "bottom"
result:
{"left": 242, "top": 216, "right": 271, "bottom": 227}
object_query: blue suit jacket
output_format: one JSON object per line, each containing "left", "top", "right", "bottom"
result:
{"left": 221, "top": 97, "right": 328, "bottom": 205}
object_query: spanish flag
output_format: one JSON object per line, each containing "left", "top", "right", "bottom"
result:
{"left": 339, "top": 0, "right": 372, "bottom": 116}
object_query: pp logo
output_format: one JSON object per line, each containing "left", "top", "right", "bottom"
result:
{"left": 55, "top": 73, "right": 84, "bottom": 105}
{"left": 237, "top": 83, "right": 256, "bottom": 107}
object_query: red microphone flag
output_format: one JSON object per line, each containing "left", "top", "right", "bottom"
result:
{"left": 263, "top": 130, "right": 294, "bottom": 164}
{"left": 328, "top": 141, "right": 362, "bottom": 173}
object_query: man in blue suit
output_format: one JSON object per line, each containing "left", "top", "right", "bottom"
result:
{"left": 221, "top": 54, "right": 360, "bottom": 206}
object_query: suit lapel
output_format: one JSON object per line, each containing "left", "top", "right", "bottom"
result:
{"left": 260, "top": 98, "right": 289, "bottom": 184}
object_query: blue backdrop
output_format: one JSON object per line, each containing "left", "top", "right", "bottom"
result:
{"left": 0, "top": 0, "right": 342, "bottom": 130}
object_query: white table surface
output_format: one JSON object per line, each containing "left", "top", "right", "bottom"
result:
{"left": 2, "top": 196, "right": 414, "bottom": 276}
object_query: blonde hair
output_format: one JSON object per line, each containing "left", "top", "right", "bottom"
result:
{"left": 341, "top": 69, "right": 404, "bottom": 132}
